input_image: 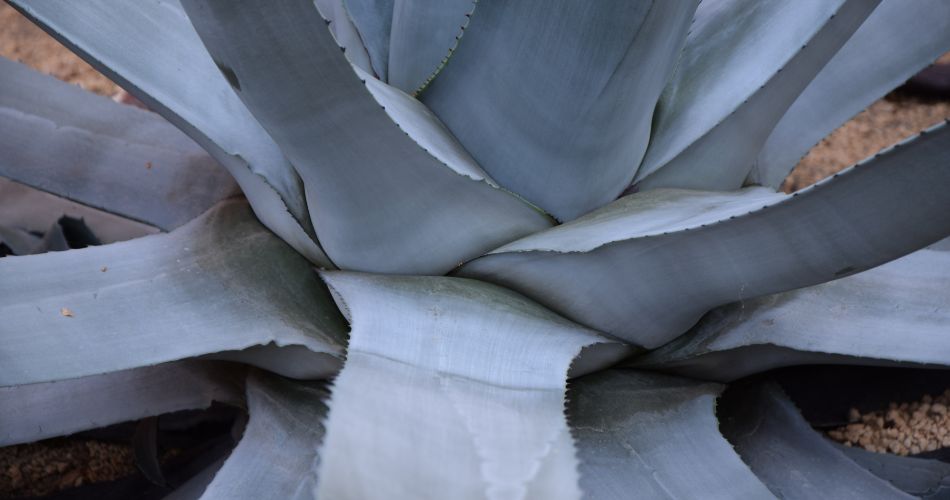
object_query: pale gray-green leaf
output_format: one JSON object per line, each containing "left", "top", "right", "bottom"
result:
{"left": 0, "top": 200, "right": 347, "bottom": 386}
{"left": 631, "top": 247, "right": 950, "bottom": 381}
{"left": 387, "top": 0, "right": 473, "bottom": 94}
{"left": 182, "top": 0, "right": 551, "bottom": 274}
{"left": 835, "top": 443, "right": 950, "bottom": 499}
{"left": 568, "top": 370, "right": 774, "bottom": 500}
{"left": 751, "top": 0, "right": 950, "bottom": 188}
{"left": 315, "top": 273, "right": 630, "bottom": 500}
{"left": 0, "top": 57, "right": 238, "bottom": 231}
{"left": 421, "top": 0, "right": 697, "bottom": 221}
{"left": 0, "top": 360, "right": 243, "bottom": 446}
{"left": 459, "top": 122, "right": 950, "bottom": 348}
{"left": 10, "top": 0, "right": 331, "bottom": 266}
{"left": 199, "top": 372, "right": 329, "bottom": 500}
{"left": 315, "top": 0, "right": 373, "bottom": 72}
{"left": 637, "top": 0, "right": 879, "bottom": 191}
{"left": 342, "top": 0, "right": 394, "bottom": 80}
{"left": 719, "top": 382, "right": 911, "bottom": 499}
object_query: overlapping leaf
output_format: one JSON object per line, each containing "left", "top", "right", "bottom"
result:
{"left": 10, "top": 0, "right": 330, "bottom": 266}
{"left": 719, "top": 382, "right": 911, "bottom": 499}
{"left": 315, "top": 273, "right": 630, "bottom": 500}
{"left": 0, "top": 361, "right": 243, "bottom": 446}
{"left": 636, "top": 0, "right": 879, "bottom": 191}
{"left": 0, "top": 200, "right": 346, "bottom": 386}
{"left": 422, "top": 0, "right": 698, "bottom": 221}
{"left": 751, "top": 0, "right": 950, "bottom": 188}
{"left": 568, "top": 370, "right": 774, "bottom": 499}
{"left": 632, "top": 247, "right": 950, "bottom": 381}
{"left": 460, "top": 122, "right": 950, "bottom": 348}
{"left": 182, "top": 0, "right": 551, "bottom": 274}
{"left": 0, "top": 57, "right": 238, "bottom": 231}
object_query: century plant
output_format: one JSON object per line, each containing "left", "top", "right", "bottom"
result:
{"left": 1, "top": 0, "right": 949, "bottom": 498}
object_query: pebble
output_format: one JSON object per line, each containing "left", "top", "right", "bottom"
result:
{"left": 828, "top": 388, "right": 950, "bottom": 456}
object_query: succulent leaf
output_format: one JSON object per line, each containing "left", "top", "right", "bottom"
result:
{"left": 0, "top": 58, "right": 238, "bottom": 231}
{"left": 9, "top": 0, "right": 331, "bottom": 266}
{"left": 315, "top": 0, "right": 374, "bottom": 72}
{"left": 182, "top": 0, "right": 552, "bottom": 274}
{"left": 343, "top": 0, "right": 394, "bottom": 80}
{"left": 460, "top": 122, "right": 950, "bottom": 348}
{"left": 632, "top": 247, "right": 950, "bottom": 381}
{"left": 568, "top": 370, "right": 774, "bottom": 499}
{"left": 0, "top": 360, "right": 243, "bottom": 446}
{"left": 387, "top": 0, "right": 474, "bottom": 95}
{"left": 0, "top": 200, "right": 347, "bottom": 386}
{"left": 315, "top": 272, "right": 629, "bottom": 500}
{"left": 636, "top": 0, "right": 880, "bottom": 190}
{"left": 751, "top": 0, "right": 950, "bottom": 188}
{"left": 834, "top": 442, "right": 950, "bottom": 498}
{"left": 421, "top": 0, "right": 698, "bottom": 221}
{"left": 719, "top": 382, "right": 912, "bottom": 499}
{"left": 198, "top": 372, "right": 330, "bottom": 500}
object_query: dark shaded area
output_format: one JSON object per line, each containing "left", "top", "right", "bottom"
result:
{"left": 2, "top": 404, "right": 244, "bottom": 499}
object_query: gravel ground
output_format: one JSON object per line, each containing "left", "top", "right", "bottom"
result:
{"left": 2, "top": 2, "right": 950, "bottom": 496}
{"left": 829, "top": 390, "right": 950, "bottom": 456}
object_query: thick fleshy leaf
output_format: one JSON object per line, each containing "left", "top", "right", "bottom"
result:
{"left": 343, "top": 0, "right": 394, "bottom": 80}
{"left": 751, "top": 0, "right": 950, "bottom": 188}
{"left": 0, "top": 177, "right": 158, "bottom": 244}
{"left": 10, "top": 0, "right": 331, "bottom": 266}
{"left": 459, "top": 122, "right": 950, "bottom": 348}
{"left": 315, "top": 273, "right": 630, "bottom": 500}
{"left": 0, "top": 360, "right": 243, "bottom": 446}
{"left": 835, "top": 443, "right": 950, "bottom": 499}
{"left": 315, "top": 0, "right": 373, "bottom": 72}
{"left": 631, "top": 247, "right": 950, "bottom": 381}
{"left": 181, "top": 0, "right": 551, "bottom": 274}
{"left": 422, "top": 0, "right": 698, "bottom": 221}
{"left": 719, "top": 382, "right": 911, "bottom": 499}
{"left": 0, "top": 200, "right": 347, "bottom": 386}
{"left": 636, "top": 0, "right": 879, "bottom": 190}
{"left": 0, "top": 58, "right": 238, "bottom": 231}
{"left": 198, "top": 372, "right": 329, "bottom": 500}
{"left": 568, "top": 370, "right": 774, "bottom": 499}
{"left": 387, "top": 0, "right": 474, "bottom": 94}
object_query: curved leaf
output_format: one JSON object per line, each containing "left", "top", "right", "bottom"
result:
{"left": 835, "top": 443, "right": 950, "bottom": 499}
{"left": 719, "top": 382, "right": 911, "bottom": 499}
{"left": 9, "top": 0, "right": 331, "bottom": 266}
{"left": 315, "top": 0, "right": 373, "bottom": 72}
{"left": 343, "top": 0, "right": 394, "bottom": 80}
{"left": 459, "top": 122, "right": 950, "bottom": 348}
{"left": 0, "top": 58, "right": 238, "bottom": 231}
{"left": 0, "top": 177, "right": 158, "bottom": 244}
{"left": 315, "top": 273, "right": 630, "bottom": 500}
{"left": 421, "top": 0, "right": 697, "bottom": 221}
{"left": 568, "top": 370, "right": 774, "bottom": 499}
{"left": 181, "top": 0, "right": 551, "bottom": 274}
{"left": 0, "top": 200, "right": 347, "bottom": 386}
{"left": 637, "top": 0, "right": 878, "bottom": 190}
{"left": 198, "top": 372, "right": 329, "bottom": 500}
{"left": 751, "top": 0, "right": 950, "bottom": 188}
{"left": 0, "top": 360, "right": 243, "bottom": 446}
{"left": 388, "top": 0, "right": 474, "bottom": 94}
{"left": 631, "top": 247, "right": 950, "bottom": 381}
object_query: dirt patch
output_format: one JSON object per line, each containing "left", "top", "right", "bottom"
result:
{"left": 0, "top": 439, "right": 135, "bottom": 498}
{"left": 828, "top": 389, "right": 950, "bottom": 456}
{"left": 784, "top": 94, "right": 950, "bottom": 191}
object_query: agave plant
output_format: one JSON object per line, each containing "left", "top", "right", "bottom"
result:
{"left": 2, "top": 0, "right": 950, "bottom": 497}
